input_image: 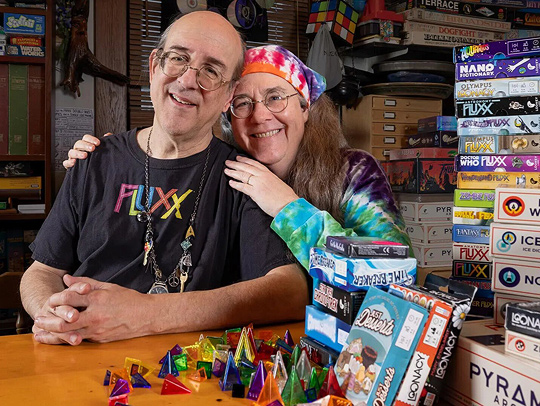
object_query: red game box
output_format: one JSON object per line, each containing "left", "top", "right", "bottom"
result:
{"left": 386, "top": 158, "right": 457, "bottom": 194}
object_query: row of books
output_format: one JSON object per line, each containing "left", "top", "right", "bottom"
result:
{"left": 0, "top": 64, "right": 45, "bottom": 155}
{"left": 0, "top": 228, "right": 37, "bottom": 273}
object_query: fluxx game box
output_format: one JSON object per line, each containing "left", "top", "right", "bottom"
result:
{"left": 453, "top": 242, "right": 492, "bottom": 263}
{"left": 387, "top": 158, "right": 457, "bottom": 194}
{"left": 454, "top": 37, "right": 540, "bottom": 63}
{"left": 458, "top": 134, "right": 540, "bottom": 154}
{"left": 456, "top": 96, "right": 540, "bottom": 118}
{"left": 458, "top": 114, "right": 540, "bottom": 136}
{"left": 452, "top": 206, "right": 494, "bottom": 226}
{"left": 454, "top": 189, "right": 495, "bottom": 208}
{"left": 457, "top": 172, "right": 540, "bottom": 189}
{"left": 325, "top": 236, "right": 409, "bottom": 259}
{"left": 455, "top": 154, "right": 540, "bottom": 172}
{"left": 334, "top": 287, "right": 428, "bottom": 406}
{"left": 453, "top": 260, "right": 493, "bottom": 280}
{"left": 308, "top": 247, "right": 417, "bottom": 292}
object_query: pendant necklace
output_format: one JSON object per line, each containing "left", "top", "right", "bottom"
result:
{"left": 139, "top": 127, "right": 211, "bottom": 294}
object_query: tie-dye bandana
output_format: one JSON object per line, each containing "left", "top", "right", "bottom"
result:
{"left": 242, "top": 45, "right": 326, "bottom": 106}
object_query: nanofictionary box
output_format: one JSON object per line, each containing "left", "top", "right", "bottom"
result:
{"left": 454, "top": 36, "right": 540, "bottom": 63}
{"left": 387, "top": 158, "right": 457, "bottom": 194}
{"left": 334, "top": 287, "right": 428, "bottom": 406}
{"left": 455, "top": 58, "right": 540, "bottom": 81}
{"left": 445, "top": 320, "right": 540, "bottom": 406}
{"left": 308, "top": 247, "right": 417, "bottom": 292}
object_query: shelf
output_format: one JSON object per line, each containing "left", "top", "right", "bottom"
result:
{"left": 0, "top": 213, "right": 46, "bottom": 221}
{"left": 0, "top": 6, "right": 47, "bottom": 15}
{"left": 0, "top": 55, "right": 46, "bottom": 64}
{"left": 0, "top": 155, "right": 46, "bottom": 161}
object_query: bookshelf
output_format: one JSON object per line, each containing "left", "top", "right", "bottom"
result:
{"left": 0, "top": 0, "right": 53, "bottom": 223}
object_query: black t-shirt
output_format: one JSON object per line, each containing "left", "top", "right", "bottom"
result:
{"left": 31, "top": 128, "right": 293, "bottom": 293}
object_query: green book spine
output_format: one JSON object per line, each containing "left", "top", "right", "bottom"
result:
{"left": 8, "top": 64, "right": 28, "bottom": 155}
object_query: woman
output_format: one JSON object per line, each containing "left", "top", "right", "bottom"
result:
{"left": 64, "top": 45, "right": 411, "bottom": 270}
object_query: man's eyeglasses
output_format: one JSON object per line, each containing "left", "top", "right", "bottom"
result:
{"left": 156, "top": 49, "right": 229, "bottom": 91}
{"left": 230, "top": 92, "right": 299, "bottom": 119}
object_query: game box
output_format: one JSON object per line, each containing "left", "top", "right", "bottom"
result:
{"left": 313, "top": 279, "right": 366, "bottom": 325}
{"left": 453, "top": 242, "right": 492, "bottom": 263}
{"left": 395, "top": 0, "right": 509, "bottom": 20}
{"left": 453, "top": 260, "right": 493, "bottom": 279}
{"left": 494, "top": 291, "right": 533, "bottom": 325}
{"left": 417, "top": 116, "right": 457, "bottom": 133}
{"left": 452, "top": 206, "right": 494, "bottom": 225}
{"left": 308, "top": 247, "right": 417, "bottom": 292}
{"left": 455, "top": 57, "right": 540, "bottom": 81}
{"left": 454, "top": 189, "right": 495, "bottom": 208}
{"left": 458, "top": 134, "right": 540, "bottom": 154}
{"left": 387, "top": 158, "right": 457, "bottom": 194}
{"left": 452, "top": 224, "right": 491, "bottom": 244}
{"left": 405, "top": 222, "right": 453, "bottom": 244}
{"left": 325, "top": 236, "right": 409, "bottom": 259}
{"left": 412, "top": 244, "right": 453, "bottom": 267}
{"left": 455, "top": 77, "right": 540, "bottom": 100}
{"left": 458, "top": 114, "right": 540, "bottom": 136}
{"left": 455, "top": 154, "right": 540, "bottom": 172}
{"left": 456, "top": 95, "right": 540, "bottom": 118}
{"left": 454, "top": 36, "right": 540, "bottom": 63}
{"left": 494, "top": 187, "right": 540, "bottom": 224}
{"left": 457, "top": 171, "right": 540, "bottom": 189}
{"left": 407, "top": 131, "right": 458, "bottom": 148}
{"left": 505, "top": 329, "right": 540, "bottom": 362}
{"left": 398, "top": 200, "right": 453, "bottom": 222}
{"left": 334, "top": 287, "right": 428, "bottom": 406}
{"left": 492, "top": 257, "right": 540, "bottom": 298}
{"left": 490, "top": 222, "right": 540, "bottom": 261}
{"left": 305, "top": 305, "right": 351, "bottom": 353}
{"left": 401, "top": 8, "right": 512, "bottom": 32}
{"left": 505, "top": 301, "right": 540, "bottom": 339}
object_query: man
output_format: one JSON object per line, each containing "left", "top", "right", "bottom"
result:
{"left": 20, "top": 11, "right": 308, "bottom": 345}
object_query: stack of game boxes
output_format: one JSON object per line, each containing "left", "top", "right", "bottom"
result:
{"left": 303, "top": 237, "right": 415, "bottom": 358}
{"left": 332, "top": 274, "right": 476, "bottom": 406}
{"left": 453, "top": 35, "right": 540, "bottom": 318}
{"left": 1, "top": 12, "right": 45, "bottom": 58}
{"left": 383, "top": 115, "right": 458, "bottom": 282}
{"left": 386, "top": 0, "right": 520, "bottom": 48}
{"left": 489, "top": 187, "right": 540, "bottom": 326}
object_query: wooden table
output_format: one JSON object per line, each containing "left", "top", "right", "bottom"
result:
{"left": 0, "top": 322, "right": 305, "bottom": 406}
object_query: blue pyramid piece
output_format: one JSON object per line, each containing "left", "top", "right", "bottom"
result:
{"left": 131, "top": 372, "right": 151, "bottom": 388}
{"left": 276, "top": 338, "right": 293, "bottom": 353}
{"left": 219, "top": 352, "right": 242, "bottom": 391}
{"left": 103, "top": 370, "right": 111, "bottom": 386}
{"left": 158, "top": 350, "right": 179, "bottom": 378}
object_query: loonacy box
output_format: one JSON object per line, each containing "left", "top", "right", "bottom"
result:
{"left": 494, "top": 187, "right": 540, "bottom": 225}
{"left": 308, "top": 247, "right": 416, "bottom": 292}
{"left": 490, "top": 222, "right": 540, "bottom": 261}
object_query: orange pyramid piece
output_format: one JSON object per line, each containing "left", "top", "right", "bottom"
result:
{"left": 161, "top": 373, "right": 192, "bottom": 395}
{"left": 256, "top": 372, "right": 284, "bottom": 406}
{"left": 328, "top": 395, "right": 353, "bottom": 406}
{"left": 188, "top": 367, "right": 208, "bottom": 382}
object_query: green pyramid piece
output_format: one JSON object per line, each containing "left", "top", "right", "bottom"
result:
{"left": 318, "top": 367, "right": 328, "bottom": 387}
{"left": 308, "top": 367, "right": 321, "bottom": 395}
{"left": 281, "top": 366, "right": 307, "bottom": 406}
{"left": 287, "top": 346, "right": 301, "bottom": 374}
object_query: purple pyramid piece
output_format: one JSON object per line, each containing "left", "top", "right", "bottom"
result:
{"left": 212, "top": 357, "right": 226, "bottom": 378}
{"left": 159, "top": 344, "right": 182, "bottom": 364}
{"left": 247, "top": 361, "right": 267, "bottom": 400}
{"left": 110, "top": 378, "right": 130, "bottom": 397}
{"left": 284, "top": 329, "right": 295, "bottom": 348}
{"left": 219, "top": 352, "right": 241, "bottom": 391}
{"left": 158, "top": 350, "right": 179, "bottom": 378}
{"left": 131, "top": 372, "right": 151, "bottom": 388}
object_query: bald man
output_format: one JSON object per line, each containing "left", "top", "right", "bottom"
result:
{"left": 21, "top": 11, "right": 308, "bottom": 345}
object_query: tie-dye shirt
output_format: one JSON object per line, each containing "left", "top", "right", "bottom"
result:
{"left": 271, "top": 149, "right": 412, "bottom": 270}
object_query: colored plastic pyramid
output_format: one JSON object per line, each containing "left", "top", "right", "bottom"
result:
{"left": 284, "top": 329, "right": 294, "bottom": 347}
{"left": 198, "top": 338, "right": 216, "bottom": 362}
{"left": 296, "top": 349, "right": 311, "bottom": 388}
{"left": 256, "top": 372, "right": 285, "bottom": 406}
{"left": 234, "top": 327, "right": 256, "bottom": 364}
{"left": 247, "top": 360, "right": 268, "bottom": 400}
{"left": 318, "top": 366, "right": 345, "bottom": 398}
{"left": 159, "top": 344, "right": 182, "bottom": 364}
{"left": 247, "top": 327, "right": 258, "bottom": 354}
{"left": 183, "top": 344, "right": 202, "bottom": 369}
{"left": 288, "top": 346, "right": 301, "bottom": 374}
{"left": 281, "top": 366, "right": 307, "bottom": 406}
{"left": 257, "top": 330, "right": 274, "bottom": 341}
{"left": 173, "top": 353, "right": 188, "bottom": 371}
{"left": 103, "top": 370, "right": 111, "bottom": 386}
{"left": 197, "top": 360, "right": 213, "bottom": 378}
{"left": 108, "top": 393, "right": 128, "bottom": 406}
{"left": 305, "top": 387, "right": 317, "bottom": 402}
{"left": 276, "top": 338, "right": 293, "bottom": 354}
{"left": 108, "top": 369, "right": 133, "bottom": 394}
{"left": 131, "top": 372, "right": 151, "bottom": 388}
{"left": 295, "top": 394, "right": 353, "bottom": 406}
{"left": 158, "top": 351, "right": 179, "bottom": 378}
{"left": 110, "top": 378, "right": 131, "bottom": 397}
{"left": 308, "top": 367, "right": 321, "bottom": 395}
{"left": 272, "top": 350, "right": 288, "bottom": 394}
{"left": 318, "top": 367, "right": 328, "bottom": 387}
{"left": 188, "top": 367, "right": 208, "bottom": 382}
{"left": 219, "top": 352, "right": 242, "bottom": 391}
{"left": 212, "top": 357, "right": 226, "bottom": 378}
{"left": 124, "top": 356, "right": 154, "bottom": 378}
{"left": 161, "top": 373, "right": 192, "bottom": 395}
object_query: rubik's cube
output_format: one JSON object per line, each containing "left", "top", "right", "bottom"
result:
{"left": 306, "top": 0, "right": 360, "bottom": 45}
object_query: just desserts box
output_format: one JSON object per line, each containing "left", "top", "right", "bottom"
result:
{"left": 455, "top": 57, "right": 540, "bottom": 81}
{"left": 334, "top": 287, "right": 428, "bottom": 406}
{"left": 445, "top": 319, "right": 540, "bottom": 406}
{"left": 308, "top": 247, "right": 417, "bottom": 292}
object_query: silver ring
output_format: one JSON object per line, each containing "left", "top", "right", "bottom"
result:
{"left": 247, "top": 174, "right": 254, "bottom": 185}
